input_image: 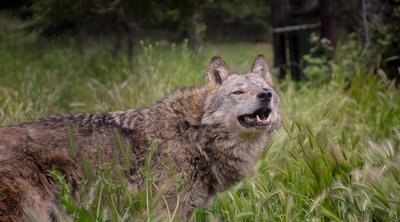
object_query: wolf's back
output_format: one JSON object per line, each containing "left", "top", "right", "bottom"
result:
{"left": 0, "top": 112, "right": 147, "bottom": 221}
{"left": 0, "top": 124, "right": 78, "bottom": 221}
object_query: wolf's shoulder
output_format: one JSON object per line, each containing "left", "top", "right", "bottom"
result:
{"left": 149, "top": 87, "right": 207, "bottom": 125}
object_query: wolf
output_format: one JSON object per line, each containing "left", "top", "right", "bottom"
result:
{"left": 0, "top": 54, "right": 281, "bottom": 221}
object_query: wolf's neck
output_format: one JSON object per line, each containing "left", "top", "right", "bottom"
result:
{"left": 206, "top": 130, "right": 269, "bottom": 192}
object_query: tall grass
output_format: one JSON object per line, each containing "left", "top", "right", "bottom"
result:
{"left": 1, "top": 12, "right": 399, "bottom": 221}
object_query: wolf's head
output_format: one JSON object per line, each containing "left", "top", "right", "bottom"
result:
{"left": 201, "top": 55, "right": 281, "bottom": 137}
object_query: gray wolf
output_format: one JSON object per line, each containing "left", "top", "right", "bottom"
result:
{"left": 0, "top": 55, "right": 281, "bottom": 221}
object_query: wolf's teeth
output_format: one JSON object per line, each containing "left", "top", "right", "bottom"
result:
{"left": 266, "top": 115, "right": 271, "bottom": 122}
{"left": 256, "top": 115, "right": 261, "bottom": 122}
{"left": 245, "top": 116, "right": 251, "bottom": 122}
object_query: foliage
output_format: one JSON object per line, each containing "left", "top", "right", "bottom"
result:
{"left": 369, "top": 0, "right": 400, "bottom": 81}
{"left": 30, "top": 0, "right": 155, "bottom": 34}
{"left": 302, "top": 34, "right": 335, "bottom": 85}
{"left": 1, "top": 14, "right": 400, "bottom": 221}
{"left": 22, "top": 0, "right": 270, "bottom": 42}
{"left": 203, "top": 0, "right": 271, "bottom": 41}
{"left": 334, "top": 0, "right": 400, "bottom": 82}
{"left": 302, "top": 33, "right": 365, "bottom": 87}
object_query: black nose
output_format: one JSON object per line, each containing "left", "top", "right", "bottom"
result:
{"left": 257, "top": 90, "right": 272, "bottom": 102}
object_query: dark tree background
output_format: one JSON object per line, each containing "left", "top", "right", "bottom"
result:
{"left": 1, "top": 0, "right": 399, "bottom": 81}
{"left": 1, "top": 0, "right": 271, "bottom": 55}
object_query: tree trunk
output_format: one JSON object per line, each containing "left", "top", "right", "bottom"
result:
{"left": 360, "top": 0, "right": 370, "bottom": 47}
{"left": 76, "top": 29, "right": 89, "bottom": 54}
{"left": 126, "top": 26, "right": 134, "bottom": 62}
{"left": 272, "top": 0, "right": 290, "bottom": 79}
{"left": 319, "top": 0, "right": 337, "bottom": 47}
{"left": 112, "top": 25, "right": 123, "bottom": 60}
{"left": 188, "top": 11, "right": 205, "bottom": 55}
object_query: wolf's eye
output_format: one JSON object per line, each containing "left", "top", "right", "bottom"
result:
{"left": 232, "top": 90, "right": 244, "bottom": 95}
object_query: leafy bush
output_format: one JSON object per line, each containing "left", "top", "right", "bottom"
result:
{"left": 303, "top": 33, "right": 365, "bottom": 87}
{"left": 369, "top": 0, "right": 400, "bottom": 81}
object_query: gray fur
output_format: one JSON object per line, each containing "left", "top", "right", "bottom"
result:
{"left": 0, "top": 55, "right": 281, "bottom": 221}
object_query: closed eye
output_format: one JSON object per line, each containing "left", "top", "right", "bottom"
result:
{"left": 232, "top": 90, "right": 244, "bottom": 95}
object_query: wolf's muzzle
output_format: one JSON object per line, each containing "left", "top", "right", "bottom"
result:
{"left": 257, "top": 89, "right": 272, "bottom": 104}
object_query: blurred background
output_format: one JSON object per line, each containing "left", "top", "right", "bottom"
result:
{"left": 0, "top": 1, "right": 400, "bottom": 221}
{"left": 1, "top": 0, "right": 399, "bottom": 82}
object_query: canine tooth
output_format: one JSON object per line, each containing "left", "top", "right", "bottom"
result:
{"left": 256, "top": 115, "right": 261, "bottom": 122}
{"left": 266, "top": 115, "right": 272, "bottom": 122}
{"left": 245, "top": 116, "right": 251, "bottom": 122}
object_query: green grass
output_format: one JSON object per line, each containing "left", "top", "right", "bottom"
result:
{"left": 1, "top": 12, "right": 400, "bottom": 221}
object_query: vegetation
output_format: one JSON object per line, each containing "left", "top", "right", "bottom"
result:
{"left": 1, "top": 12, "right": 400, "bottom": 222}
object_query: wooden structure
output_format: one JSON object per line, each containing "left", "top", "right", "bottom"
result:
{"left": 272, "top": 0, "right": 337, "bottom": 80}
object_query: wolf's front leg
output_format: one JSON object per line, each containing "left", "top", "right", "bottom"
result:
{"left": 180, "top": 182, "right": 213, "bottom": 221}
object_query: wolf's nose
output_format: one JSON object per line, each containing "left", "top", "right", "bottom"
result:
{"left": 257, "top": 91, "right": 272, "bottom": 102}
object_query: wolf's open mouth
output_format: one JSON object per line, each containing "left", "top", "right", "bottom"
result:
{"left": 238, "top": 107, "right": 272, "bottom": 128}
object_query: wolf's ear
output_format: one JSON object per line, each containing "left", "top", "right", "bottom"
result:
{"left": 251, "top": 54, "right": 273, "bottom": 85}
{"left": 206, "top": 56, "right": 230, "bottom": 89}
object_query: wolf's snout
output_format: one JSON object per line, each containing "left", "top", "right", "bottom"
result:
{"left": 257, "top": 90, "right": 272, "bottom": 103}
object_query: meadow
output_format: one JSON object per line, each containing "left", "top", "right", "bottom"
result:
{"left": 1, "top": 13, "right": 400, "bottom": 221}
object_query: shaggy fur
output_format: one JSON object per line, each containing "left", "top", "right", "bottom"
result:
{"left": 0, "top": 55, "right": 281, "bottom": 221}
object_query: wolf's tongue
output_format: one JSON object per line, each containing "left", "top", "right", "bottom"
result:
{"left": 244, "top": 115, "right": 263, "bottom": 124}
{"left": 245, "top": 116, "right": 252, "bottom": 123}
